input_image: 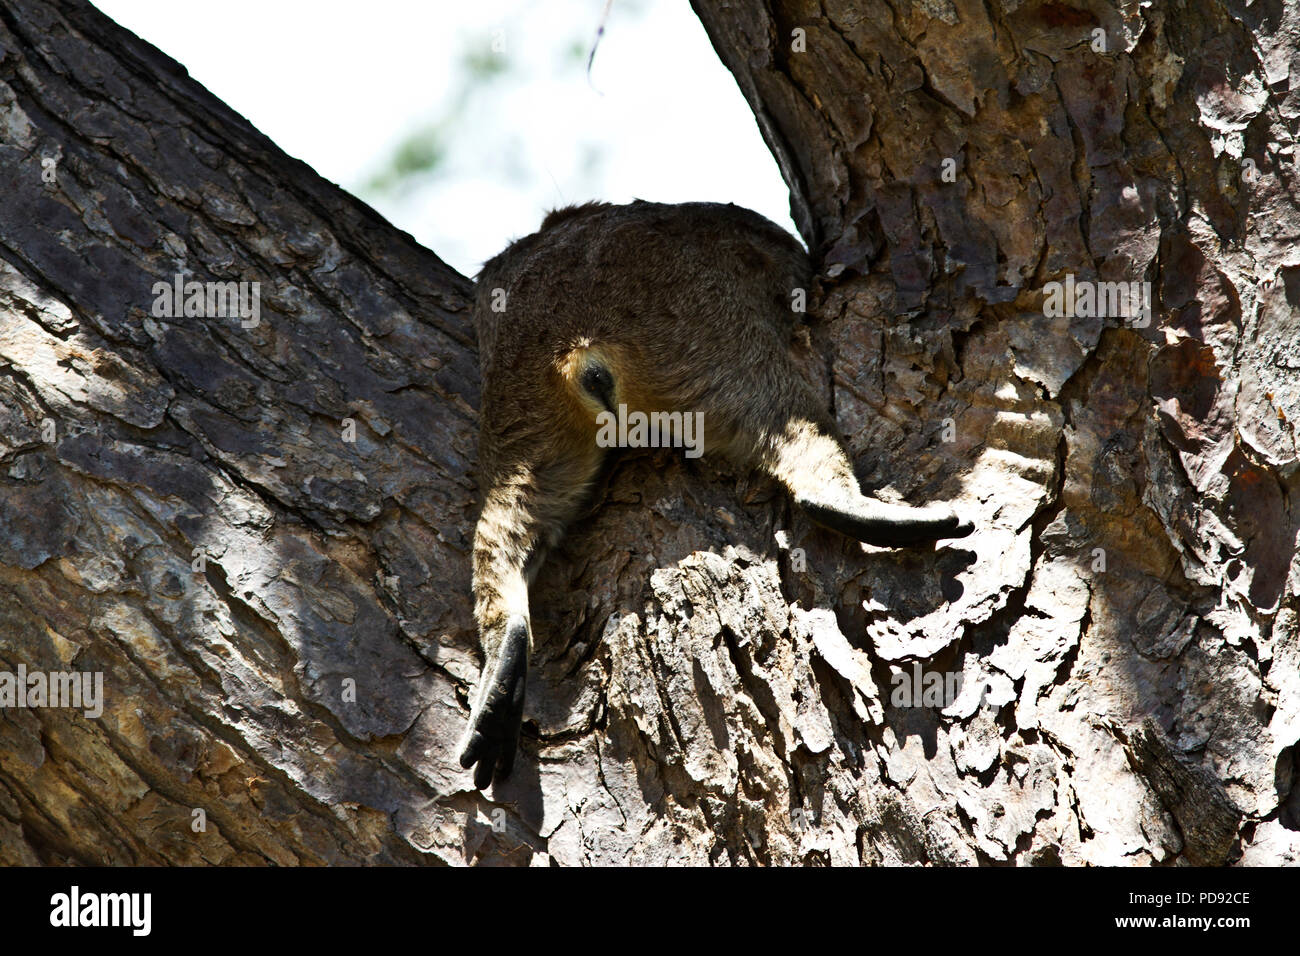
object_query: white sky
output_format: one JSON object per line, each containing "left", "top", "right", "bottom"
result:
{"left": 90, "top": 0, "right": 796, "bottom": 277}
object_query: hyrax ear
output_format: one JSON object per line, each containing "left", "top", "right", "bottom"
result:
{"left": 459, "top": 614, "right": 530, "bottom": 789}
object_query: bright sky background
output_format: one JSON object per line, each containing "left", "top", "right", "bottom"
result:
{"left": 90, "top": 0, "right": 797, "bottom": 278}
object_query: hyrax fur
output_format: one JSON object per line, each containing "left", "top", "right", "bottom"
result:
{"left": 460, "top": 200, "right": 972, "bottom": 788}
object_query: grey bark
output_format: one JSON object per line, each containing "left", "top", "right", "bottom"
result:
{"left": 0, "top": 0, "right": 1296, "bottom": 865}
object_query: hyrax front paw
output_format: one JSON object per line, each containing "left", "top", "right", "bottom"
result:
{"left": 459, "top": 615, "right": 529, "bottom": 789}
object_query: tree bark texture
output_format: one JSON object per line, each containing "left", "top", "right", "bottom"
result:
{"left": 0, "top": 0, "right": 1297, "bottom": 865}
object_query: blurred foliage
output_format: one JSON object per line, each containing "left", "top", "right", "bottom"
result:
{"left": 364, "top": 123, "right": 449, "bottom": 194}
{"left": 359, "top": 36, "right": 510, "bottom": 198}
{"left": 564, "top": 37, "right": 587, "bottom": 66}
{"left": 356, "top": 11, "right": 619, "bottom": 201}
{"left": 463, "top": 42, "right": 510, "bottom": 81}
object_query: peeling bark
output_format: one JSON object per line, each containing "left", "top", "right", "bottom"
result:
{"left": 1124, "top": 718, "right": 1241, "bottom": 865}
{"left": 0, "top": 0, "right": 1297, "bottom": 865}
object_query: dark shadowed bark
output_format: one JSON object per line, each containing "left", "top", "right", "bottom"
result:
{"left": 0, "top": 0, "right": 1296, "bottom": 865}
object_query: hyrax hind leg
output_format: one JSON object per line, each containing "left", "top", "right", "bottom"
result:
{"left": 704, "top": 346, "right": 972, "bottom": 548}
{"left": 694, "top": 332, "right": 972, "bottom": 547}
{"left": 760, "top": 415, "right": 972, "bottom": 546}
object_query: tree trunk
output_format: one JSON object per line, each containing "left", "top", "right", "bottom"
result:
{"left": 1, "top": 0, "right": 1296, "bottom": 865}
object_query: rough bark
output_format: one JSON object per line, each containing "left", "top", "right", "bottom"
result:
{"left": 0, "top": 0, "right": 1297, "bottom": 865}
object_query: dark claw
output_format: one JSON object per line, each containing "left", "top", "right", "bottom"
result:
{"left": 473, "top": 744, "right": 497, "bottom": 790}
{"left": 459, "top": 615, "right": 529, "bottom": 789}
{"left": 497, "top": 661, "right": 526, "bottom": 779}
